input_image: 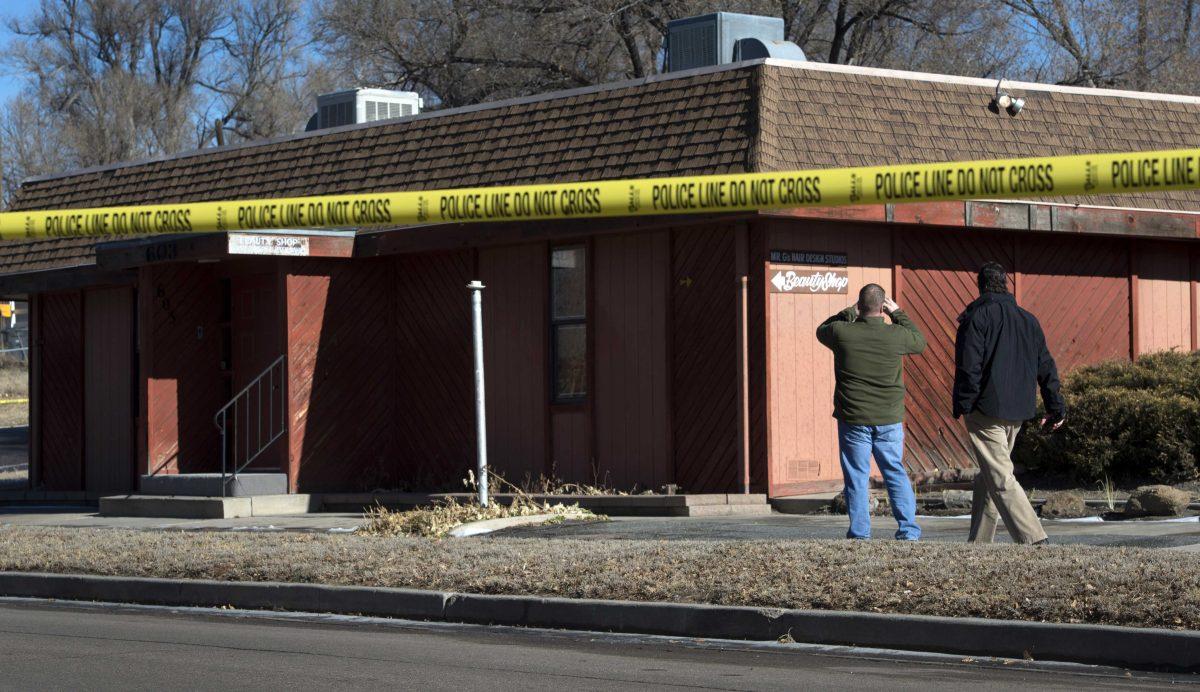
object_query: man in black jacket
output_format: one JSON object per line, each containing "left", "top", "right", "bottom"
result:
{"left": 953, "top": 262, "right": 1065, "bottom": 545}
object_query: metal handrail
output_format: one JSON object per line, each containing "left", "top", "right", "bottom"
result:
{"left": 215, "top": 355, "right": 286, "bottom": 497}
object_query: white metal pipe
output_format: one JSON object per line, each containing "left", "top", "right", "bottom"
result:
{"left": 468, "top": 280, "right": 489, "bottom": 507}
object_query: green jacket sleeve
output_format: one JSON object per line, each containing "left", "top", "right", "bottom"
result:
{"left": 816, "top": 307, "right": 857, "bottom": 348}
{"left": 888, "top": 309, "right": 927, "bottom": 355}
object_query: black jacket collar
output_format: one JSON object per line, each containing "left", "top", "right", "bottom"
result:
{"left": 959, "top": 292, "right": 1015, "bottom": 323}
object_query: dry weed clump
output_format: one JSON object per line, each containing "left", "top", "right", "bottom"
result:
{"left": 358, "top": 497, "right": 592, "bottom": 538}
{"left": 358, "top": 470, "right": 597, "bottom": 538}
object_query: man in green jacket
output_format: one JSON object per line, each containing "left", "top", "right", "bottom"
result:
{"left": 817, "top": 283, "right": 927, "bottom": 540}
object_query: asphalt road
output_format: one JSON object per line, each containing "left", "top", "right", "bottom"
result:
{"left": 0, "top": 601, "right": 1191, "bottom": 691}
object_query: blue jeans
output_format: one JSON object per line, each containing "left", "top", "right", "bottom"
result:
{"left": 837, "top": 421, "right": 921, "bottom": 540}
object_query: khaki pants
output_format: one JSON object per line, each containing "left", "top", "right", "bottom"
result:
{"left": 965, "top": 412, "right": 1047, "bottom": 544}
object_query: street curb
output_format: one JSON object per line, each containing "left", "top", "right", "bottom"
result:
{"left": 0, "top": 571, "right": 1196, "bottom": 672}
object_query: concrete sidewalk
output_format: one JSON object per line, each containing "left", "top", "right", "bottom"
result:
{"left": 493, "top": 512, "right": 1200, "bottom": 549}
{"left": 1, "top": 506, "right": 1198, "bottom": 548}
{"left": 0, "top": 506, "right": 363, "bottom": 532}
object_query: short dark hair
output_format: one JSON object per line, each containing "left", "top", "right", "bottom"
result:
{"left": 858, "top": 283, "right": 885, "bottom": 313}
{"left": 978, "top": 262, "right": 1008, "bottom": 294}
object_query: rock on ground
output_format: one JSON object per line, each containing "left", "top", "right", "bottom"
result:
{"left": 1125, "top": 485, "right": 1191, "bottom": 517}
{"left": 940, "top": 489, "right": 973, "bottom": 510}
{"left": 1040, "top": 492, "right": 1087, "bottom": 519}
{"left": 830, "top": 492, "right": 887, "bottom": 515}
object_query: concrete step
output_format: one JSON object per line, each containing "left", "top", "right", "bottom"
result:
{"left": 139, "top": 473, "right": 287, "bottom": 497}
{"left": 683, "top": 503, "right": 775, "bottom": 517}
{"left": 99, "top": 494, "right": 314, "bottom": 519}
{"left": 772, "top": 493, "right": 838, "bottom": 514}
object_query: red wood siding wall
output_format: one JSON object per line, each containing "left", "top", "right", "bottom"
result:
{"left": 672, "top": 224, "right": 740, "bottom": 492}
{"left": 550, "top": 408, "right": 590, "bottom": 482}
{"left": 480, "top": 244, "right": 548, "bottom": 486}
{"left": 142, "top": 263, "right": 224, "bottom": 475}
{"left": 103, "top": 221, "right": 1186, "bottom": 495}
{"left": 747, "top": 225, "right": 769, "bottom": 493}
{"left": 393, "top": 252, "right": 475, "bottom": 488}
{"left": 896, "top": 229, "right": 1015, "bottom": 473}
{"left": 36, "top": 287, "right": 135, "bottom": 492}
{"left": 37, "top": 291, "right": 83, "bottom": 490}
{"left": 763, "top": 221, "right": 893, "bottom": 495}
{"left": 286, "top": 253, "right": 476, "bottom": 493}
{"left": 1020, "top": 236, "right": 1130, "bottom": 372}
{"left": 754, "top": 221, "right": 1143, "bottom": 481}
{"left": 593, "top": 231, "right": 671, "bottom": 490}
{"left": 1136, "top": 241, "right": 1192, "bottom": 353}
{"left": 287, "top": 258, "right": 398, "bottom": 492}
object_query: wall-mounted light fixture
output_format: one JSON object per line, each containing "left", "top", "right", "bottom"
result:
{"left": 993, "top": 79, "right": 1025, "bottom": 116}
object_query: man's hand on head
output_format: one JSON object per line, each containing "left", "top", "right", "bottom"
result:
{"left": 882, "top": 298, "right": 899, "bottom": 314}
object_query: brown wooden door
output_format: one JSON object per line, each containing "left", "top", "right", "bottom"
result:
{"left": 231, "top": 272, "right": 284, "bottom": 471}
{"left": 84, "top": 287, "right": 135, "bottom": 493}
{"left": 233, "top": 273, "right": 281, "bottom": 384}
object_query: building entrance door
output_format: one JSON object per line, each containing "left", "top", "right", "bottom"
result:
{"left": 83, "top": 286, "right": 136, "bottom": 493}
{"left": 229, "top": 272, "right": 285, "bottom": 471}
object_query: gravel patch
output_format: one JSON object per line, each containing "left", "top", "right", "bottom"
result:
{"left": 0, "top": 526, "right": 1196, "bottom": 630}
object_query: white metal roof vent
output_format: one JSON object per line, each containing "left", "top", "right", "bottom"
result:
{"left": 666, "top": 13, "right": 805, "bottom": 72}
{"left": 305, "top": 88, "right": 424, "bottom": 131}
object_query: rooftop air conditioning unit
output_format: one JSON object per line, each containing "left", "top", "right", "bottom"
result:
{"left": 666, "top": 13, "right": 805, "bottom": 72}
{"left": 305, "top": 88, "right": 424, "bottom": 131}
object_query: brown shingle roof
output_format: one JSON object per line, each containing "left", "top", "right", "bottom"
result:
{"left": 0, "top": 237, "right": 96, "bottom": 276}
{"left": 8, "top": 59, "right": 1200, "bottom": 278}
{"left": 11, "top": 68, "right": 756, "bottom": 210}
{"left": 757, "top": 62, "right": 1200, "bottom": 210}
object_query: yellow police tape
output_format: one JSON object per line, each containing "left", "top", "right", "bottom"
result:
{"left": 4, "top": 148, "right": 1200, "bottom": 240}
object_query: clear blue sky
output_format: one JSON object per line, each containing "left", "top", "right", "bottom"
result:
{"left": 0, "top": 0, "right": 42, "bottom": 102}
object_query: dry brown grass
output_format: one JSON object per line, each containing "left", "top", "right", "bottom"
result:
{"left": 0, "top": 363, "right": 27, "bottom": 399}
{"left": 0, "top": 403, "right": 27, "bottom": 428}
{"left": 0, "top": 526, "right": 1197, "bottom": 630}
{"left": 0, "top": 362, "right": 28, "bottom": 428}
